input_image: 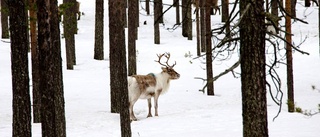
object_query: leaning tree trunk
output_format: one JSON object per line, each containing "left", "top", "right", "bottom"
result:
{"left": 8, "top": 0, "right": 31, "bottom": 136}
{"left": 239, "top": 0, "right": 269, "bottom": 136}
{"left": 94, "top": 0, "right": 104, "bottom": 60}
{"left": 37, "top": 0, "right": 66, "bottom": 136}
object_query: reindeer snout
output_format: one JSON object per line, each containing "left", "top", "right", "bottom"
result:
{"left": 176, "top": 73, "right": 180, "bottom": 79}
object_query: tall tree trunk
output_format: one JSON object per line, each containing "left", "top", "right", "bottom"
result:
{"left": 110, "top": 0, "right": 125, "bottom": 113}
{"left": 29, "top": 0, "right": 41, "bottom": 123}
{"left": 221, "top": 0, "right": 229, "bottom": 22}
{"left": 37, "top": 0, "right": 66, "bottom": 136}
{"left": 109, "top": 0, "right": 132, "bottom": 136}
{"left": 271, "top": 0, "right": 279, "bottom": 34}
{"left": 8, "top": 0, "right": 31, "bottom": 136}
{"left": 182, "top": 0, "right": 187, "bottom": 37}
{"left": 196, "top": 1, "right": 201, "bottom": 56}
{"left": 266, "top": 0, "right": 269, "bottom": 12}
{"left": 1, "top": 0, "right": 9, "bottom": 38}
{"left": 286, "top": 0, "right": 295, "bottom": 113}
{"left": 94, "top": 0, "right": 104, "bottom": 60}
{"left": 159, "top": 0, "right": 163, "bottom": 23}
{"left": 63, "top": 0, "right": 77, "bottom": 69}
{"left": 305, "top": 0, "right": 311, "bottom": 7}
{"left": 136, "top": 0, "right": 140, "bottom": 28}
{"left": 154, "top": 0, "right": 160, "bottom": 44}
{"left": 128, "top": 0, "right": 137, "bottom": 76}
{"left": 291, "top": 0, "right": 297, "bottom": 17}
{"left": 175, "top": 0, "right": 180, "bottom": 25}
{"left": 146, "top": 0, "right": 150, "bottom": 15}
{"left": 206, "top": 0, "right": 214, "bottom": 96}
{"left": 239, "top": 0, "right": 269, "bottom": 136}
{"left": 222, "top": 0, "right": 231, "bottom": 38}
{"left": 200, "top": 0, "right": 206, "bottom": 52}
{"left": 187, "top": 0, "right": 192, "bottom": 40}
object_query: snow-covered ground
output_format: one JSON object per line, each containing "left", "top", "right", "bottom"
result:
{"left": 1, "top": 0, "right": 320, "bottom": 136}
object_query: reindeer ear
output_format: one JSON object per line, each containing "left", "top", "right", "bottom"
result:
{"left": 161, "top": 67, "right": 167, "bottom": 71}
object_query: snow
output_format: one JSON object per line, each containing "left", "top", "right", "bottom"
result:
{"left": 1, "top": 0, "right": 320, "bottom": 136}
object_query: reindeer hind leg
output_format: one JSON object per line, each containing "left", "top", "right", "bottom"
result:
{"left": 130, "top": 98, "right": 139, "bottom": 121}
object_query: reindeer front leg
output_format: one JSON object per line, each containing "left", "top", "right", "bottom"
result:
{"left": 154, "top": 89, "right": 161, "bottom": 116}
{"left": 147, "top": 98, "right": 152, "bottom": 117}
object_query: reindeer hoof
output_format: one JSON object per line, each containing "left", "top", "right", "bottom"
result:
{"left": 130, "top": 117, "right": 138, "bottom": 121}
{"left": 147, "top": 113, "right": 153, "bottom": 118}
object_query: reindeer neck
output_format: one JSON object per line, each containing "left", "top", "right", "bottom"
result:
{"left": 155, "top": 72, "right": 171, "bottom": 92}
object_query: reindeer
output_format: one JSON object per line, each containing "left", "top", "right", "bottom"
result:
{"left": 192, "top": 0, "right": 220, "bottom": 15}
{"left": 127, "top": 53, "right": 180, "bottom": 121}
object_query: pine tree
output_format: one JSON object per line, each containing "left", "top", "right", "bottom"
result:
{"left": 94, "top": 0, "right": 104, "bottom": 60}
{"left": 9, "top": 0, "right": 31, "bottom": 136}
{"left": 109, "top": 0, "right": 132, "bottom": 136}
{"left": 37, "top": 0, "right": 66, "bottom": 136}
{"left": 239, "top": 0, "right": 269, "bottom": 136}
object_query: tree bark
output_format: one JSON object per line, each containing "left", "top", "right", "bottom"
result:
{"left": 206, "top": 0, "right": 214, "bottom": 96}
{"left": 37, "top": 0, "right": 66, "bottom": 136}
{"left": 221, "top": 0, "right": 229, "bottom": 22}
{"left": 196, "top": 1, "right": 201, "bottom": 56}
{"left": 8, "top": 0, "right": 31, "bottom": 136}
{"left": 239, "top": 0, "right": 269, "bottom": 136}
{"left": 182, "top": 0, "right": 187, "bottom": 37}
{"left": 305, "top": 0, "right": 311, "bottom": 7}
{"left": 109, "top": 0, "right": 132, "bottom": 136}
{"left": 1, "top": 0, "right": 9, "bottom": 38}
{"left": 175, "top": 0, "right": 180, "bottom": 25}
{"left": 271, "top": 0, "right": 279, "bottom": 34}
{"left": 109, "top": 0, "right": 125, "bottom": 114}
{"left": 63, "top": 0, "right": 77, "bottom": 69}
{"left": 187, "top": 0, "right": 192, "bottom": 40}
{"left": 94, "top": 0, "right": 104, "bottom": 60}
{"left": 146, "top": 0, "right": 150, "bottom": 15}
{"left": 154, "top": 0, "right": 160, "bottom": 44}
{"left": 29, "top": 0, "right": 41, "bottom": 123}
{"left": 128, "top": 0, "right": 137, "bottom": 76}
{"left": 286, "top": 0, "right": 295, "bottom": 113}
{"left": 200, "top": 0, "right": 206, "bottom": 52}
{"left": 159, "top": 0, "right": 163, "bottom": 23}
{"left": 291, "top": 0, "right": 297, "bottom": 17}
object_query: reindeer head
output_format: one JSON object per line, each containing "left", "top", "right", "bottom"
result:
{"left": 155, "top": 53, "right": 180, "bottom": 80}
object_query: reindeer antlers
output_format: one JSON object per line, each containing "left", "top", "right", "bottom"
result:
{"left": 155, "top": 53, "right": 176, "bottom": 68}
